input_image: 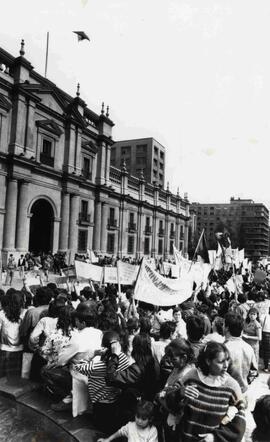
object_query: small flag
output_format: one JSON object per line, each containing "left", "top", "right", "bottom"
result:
{"left": 197, "top": 231, "right": 210, "bottom": 263}
{"left": 73, "top": 31, "right": 90, "bottom": 42}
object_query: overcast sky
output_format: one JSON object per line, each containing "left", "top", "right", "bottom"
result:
{"left": 1, "top": 0, "right": 270, "bottom": 208}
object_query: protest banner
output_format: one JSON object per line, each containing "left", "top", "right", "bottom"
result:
{"left": 134, "top": 259, "right": 193, "bottom": 306}
{"left": 104, "top": 266, "right": 118, "bottom": 284}
{"left": 87, "top": 249, "right": 98, "bottom": 264}
{"left": 61, "top": 266, "right": 76, "bottom": 278}
{"left": 117, "top": 261, "right": 139, "bottom": 285}
{"left": 75, "top": 260, "right": 103, "bottom": 282}
{"left": 170, "top": 264, "right": 180, "bottom": 278}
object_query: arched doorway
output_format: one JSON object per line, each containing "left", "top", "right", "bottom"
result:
{"left": 29, "top": 199, "right": 54, "bottom": 254}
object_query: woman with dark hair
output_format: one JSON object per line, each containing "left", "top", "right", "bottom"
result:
{"left": 74, "top": 330, "right": 130, "bottom": 433}
{"left": 28, "top": 296, "right": 67, "bottom": 381}
{"left": 105, "top": 333, "right": 159, "bottom": 427}
{"left": 41, "top": 305, "right": 75, "bottom": 367}
{"left": 0, "top": 291, "right": 25, "bottom": 380}
{"left": 165, "top": 341, "right": 246, "bottom": 442}
{"left": 29, "top": 296, "right": 67, "bottom": 351}
{"left": 242, "top": 307, "right": 262, "bottom": 363}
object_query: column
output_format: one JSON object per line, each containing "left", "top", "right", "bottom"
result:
{"left": 93, "top": 201, "right": 102, "bottom": 252}
{"left": 68, "top": 194, "right": 79, "bottom": 259}
{"left": 175, "top": 218, "right": 180, "bottom": 250}
{"left": 164, "top": 215, "right": 169, "bottom": 259}
{"left": 58, "top": 192, "right": 70, "bottom": 252}
{"left": 100, "top": 203, "right": 108, "bottom": 253}
{"left": 105, "top": 144, "right": 111, "bottom": 185}
{"left": 136, "top": 208, "right": 143, "bottom": 259}
{"left": 53, "top": 218, "right": 61, "bottom": 253}
{"left": 151, "top": 211, "right": 157, "bottom": 257}
{"left": 184, "top": 221, "right": 189, "bottom": 256}
{"left": 3, "top": 179, "right": 18, "bottom": 251}
{"left": 121, "top": 208, "right": 128, "bottom": 256}
{"left": 114, "top": 206, "right": 119, "bottom": 256}
{"left": 16, "top": 181, "right": 29, "bottom": 251}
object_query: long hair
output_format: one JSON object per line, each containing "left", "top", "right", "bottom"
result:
{"left": 3, "top": 291, "right": 23, "bottom": 323}
{"left": 56, "top": 305, "right": 74, "bottom": 337}
{"left": 131, "top": 333, "right": 153, "bottom": 370}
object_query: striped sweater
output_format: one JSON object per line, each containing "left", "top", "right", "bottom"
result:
{"left": 74, "top": 352, "right": 130, "bottom": 403}
{"left": 166, "top": 368, "right": 246, "bottom": 442}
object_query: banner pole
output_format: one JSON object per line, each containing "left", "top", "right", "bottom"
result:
{"left": 189, "top": 229, "right": 204, "bottom": 271}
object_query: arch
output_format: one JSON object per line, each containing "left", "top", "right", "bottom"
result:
{"left": 29, "top": 198, "right": 54, "bottom": 254}
{"left": 27, "top": 194, "right": 58, "bottom": 218}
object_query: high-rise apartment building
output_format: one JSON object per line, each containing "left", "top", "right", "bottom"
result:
{"left": 111, "top": 138, "right": 165, "bottom": 188}
{"left": 191, "top": 198, "right": 269, "bottom": 259}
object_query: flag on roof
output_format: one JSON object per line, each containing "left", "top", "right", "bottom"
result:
{"left": 73, "top": 31, "right": 90, "bottom": 42}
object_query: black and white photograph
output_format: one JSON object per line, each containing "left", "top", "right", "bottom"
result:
{"left": 0, "top": 1, "right": 270, "bottom": 441}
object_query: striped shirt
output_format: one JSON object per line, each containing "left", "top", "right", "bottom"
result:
{"left": 179, "top": 368, "right": 246, "bottom": 440}
{"left": 74, "top": 352, "right": 130, "bottom": 403}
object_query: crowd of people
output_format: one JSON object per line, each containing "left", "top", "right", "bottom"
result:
{"left": 0, "top": 261, "right": 270, "bottom": 442}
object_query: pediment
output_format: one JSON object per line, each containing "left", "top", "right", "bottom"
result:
{"left": 39, "top": 93, "right": 65, "bottom": 114}
{"left": 21, "top": 84, "right": 68, "bottom": 115}
{"left": 82, "top": 140, "right": 98, "bottom": 154}
{"left": 36, "top": 119, "right": 63, "bottom": 137}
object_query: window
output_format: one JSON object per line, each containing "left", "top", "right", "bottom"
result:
{"left": 82, "top": 156, "right": 92, "bottom": 179}
{"left": 144, "top": 237, "right": 150, "bottom": 255}
{"left": 129, "top": 212, "right": 134, "bottom": 224}
{"left": 40, "top": 138, "right": 54, "bottom": 166}
{"left": 109, "top": 208, "right": 115, "bottom": 221}
{"left": 137, "top": 156, "right": 146, "bottom": 165}
{"left": 170, "top": 240, "right": 174, "bottom": 255}
{"left": 121, "top": 146, "right": 131, "bottom": 156}
{"left": 107, "top": 233, "right": 115, "bottom": 253}
{"left": 160, "top": 151, "right": 164, "bottom": 160}
{"left": 180, "top": 225, "right": 184, "bottom": 239}
{"left": 146, "top": 217, "right": 150, "bottom": 227}
{"left": 78, "top": 230, "right": 88, "bottom": 252}
{"left": 136, "top": 144, "right": 147, "bottom": 154}
{"left": 43, "top": 139, "right": 52, "bottom": 157}
{"left": 159, "top": 162, "right": 164, "bottom": 170}
{"left": 170, "top": 223, "right": 174, "bottom": 233}
{"left": 111, "top": 147, "right": 116, "bottom": 163}
{"left": 158, "top": 239, "right": 163, "bottom": 255}
{"left": 81, "top": 200, "right": 88, "bottom": 215}
{"left": 159, "top": 220, "right": 163, "bottom": 230}
{"left": 179, "top": 241, "right": 183, "bottom": 251}
{"left": 128, "top": 235, "right": 134, "bottom": 254}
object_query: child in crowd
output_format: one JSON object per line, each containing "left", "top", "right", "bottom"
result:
{"left": 97, "top": 400, "right": 158, "bottom": 442}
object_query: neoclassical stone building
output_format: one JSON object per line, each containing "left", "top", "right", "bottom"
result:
{"left": 0, "top": 41, "right": 190, "bottom": 263}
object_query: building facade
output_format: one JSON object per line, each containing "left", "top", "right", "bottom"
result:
{"left": 191, "top": 197, "right": 269, "bottom": 259}
{"left": 0, "top": 42, "right": 190, "bottom": 263}
{"left": 111, "top": 138, "right": 165, "bottom": 188}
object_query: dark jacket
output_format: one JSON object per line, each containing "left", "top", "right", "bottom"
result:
{"left": 105, "top": 353, "right": 159, "bottom": 401}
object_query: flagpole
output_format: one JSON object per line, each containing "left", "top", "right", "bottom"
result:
{"left": 189, "top": 229, "right": 204, "bottom": 271}
{"left": 45, "top": 32, "right": 49, "bottom": 78}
